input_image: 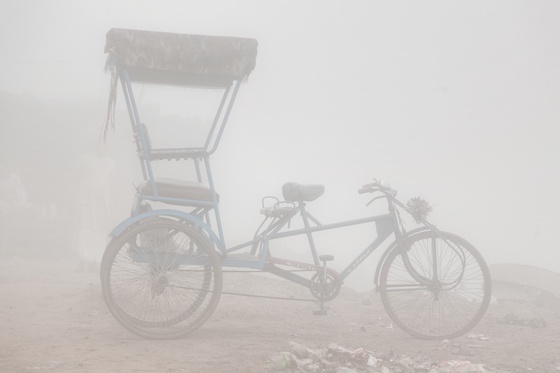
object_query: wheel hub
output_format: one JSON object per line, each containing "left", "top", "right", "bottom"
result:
{"left": 151, "top": 274, "right": 169, "bottom": 296}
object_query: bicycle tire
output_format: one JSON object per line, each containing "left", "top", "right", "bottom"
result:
{"left": 379, "top": 231, "right": 491, "bottom": 339}
{"left": 100, "top": 218, "right": 222, "bottom": 339}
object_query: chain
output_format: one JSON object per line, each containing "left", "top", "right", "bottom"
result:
{"left": 167, "top": 284, "right": 318, "bottom": 303}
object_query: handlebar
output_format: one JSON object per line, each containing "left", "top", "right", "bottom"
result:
{"left": 358, "top": 179, "right": 396, "bottom": 196}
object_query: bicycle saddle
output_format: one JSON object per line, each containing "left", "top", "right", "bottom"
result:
{"left": 282, "top": 182, "right": 324, "bottom": 202}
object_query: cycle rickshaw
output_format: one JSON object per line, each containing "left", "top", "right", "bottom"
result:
{"left": 100, "top": 28, "right": 492, "bottom": 340}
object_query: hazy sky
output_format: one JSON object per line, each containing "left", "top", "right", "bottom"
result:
{"left": 1, "top": 1, "right": 560, "bottom": 281}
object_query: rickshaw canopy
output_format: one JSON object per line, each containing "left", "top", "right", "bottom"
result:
{"left": 105, "top": 28, "right": 258, "bottom": 87}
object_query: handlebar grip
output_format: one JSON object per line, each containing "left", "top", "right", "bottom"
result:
{"left": 359, "top": 181, "right": 397, "bottom": 196}
{"left": 358, "top": 183, "right": 377, "bottom": 194}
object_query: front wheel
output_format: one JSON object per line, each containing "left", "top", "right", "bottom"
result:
{"left": 379, "top": 231, "right": 491, "bottom": 339}
{"left": 101, "top": 218, "right": 222, "bottom": 339}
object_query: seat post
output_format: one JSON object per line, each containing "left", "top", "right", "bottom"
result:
{"left": 299, "top": 203, "right": 320, "bottom": 265}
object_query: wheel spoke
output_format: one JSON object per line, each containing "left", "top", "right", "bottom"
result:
{"left": 379, "top": 231, "right": 491, "bottom": 339}
{"left": 101, "top": 219, "right": 222, "bottom": 339}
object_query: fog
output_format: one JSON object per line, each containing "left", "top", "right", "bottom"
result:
{"left": 2, "top": 1, "right": 559, "bottom": 278}
{"left": 0, "top": 0, "right": 560, "bottom": 373}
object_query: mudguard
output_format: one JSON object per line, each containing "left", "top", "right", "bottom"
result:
{"left": 373, "top": 227, "right": 433, "bottom": 287}
{"left": 108, "top": 209, "right": 223, "bottom": 251}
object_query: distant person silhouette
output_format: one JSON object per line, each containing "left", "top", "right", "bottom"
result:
{"left": 73, "top": 144, "right": 115, "bottom": 272}
{"left": 0, "top": 161, "right": 30, "bottom": 252}
{"left": 0, "top": 161, "right": 29, "bottom": 213}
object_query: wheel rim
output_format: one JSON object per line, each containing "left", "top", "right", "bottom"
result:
{"left": 102, "top": 221, "right": 222, "bottom": 338}
{"left": 380, "top": 232, "right": 490, "bottom": 339}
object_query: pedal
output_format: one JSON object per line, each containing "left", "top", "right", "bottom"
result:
{"left": 312, "top": 256, "right": 333, "bottom": 316}
{"left": 313, "top": 309, "right": 327, "bottom": 316}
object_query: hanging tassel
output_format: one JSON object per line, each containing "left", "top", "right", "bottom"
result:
{"left": 100, "top": 52, "right": 119, "bottom": 142}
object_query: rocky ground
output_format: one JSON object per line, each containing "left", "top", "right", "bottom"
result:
{"left": 1, "top": 255, "right": 559, "bottom": 373}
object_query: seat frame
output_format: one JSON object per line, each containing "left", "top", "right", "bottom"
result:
{"left": 116, "top": 64, "right": 243, "bottom": 248}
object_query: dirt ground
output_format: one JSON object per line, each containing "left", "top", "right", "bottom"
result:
{"left": 1, "top": 253, "right": 560, "bottom": 373}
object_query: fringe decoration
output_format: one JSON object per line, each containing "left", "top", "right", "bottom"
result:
{"left": 100, "top": 52, "right": 119, "bottom": 142}
{"left": 406, "top": 196, "right": 433, "bottom": 224}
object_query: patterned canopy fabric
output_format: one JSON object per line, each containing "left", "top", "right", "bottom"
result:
{"left": 105, "top": 28, "right": 258, "bottom": 83}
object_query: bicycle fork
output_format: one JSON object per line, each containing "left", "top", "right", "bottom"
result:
{"left": 388, "top": 199, "right": 440, "bottom": 289}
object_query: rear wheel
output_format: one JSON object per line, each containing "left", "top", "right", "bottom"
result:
{"left": 101, "top": 218, "right": 222, "bottom": 339}
{"left": 379, "top": 231, "right": 491, "bottom": 339}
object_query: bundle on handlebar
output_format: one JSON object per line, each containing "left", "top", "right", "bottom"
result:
{"left": 406, "top": 196, "right": 433, "bottom": 223}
